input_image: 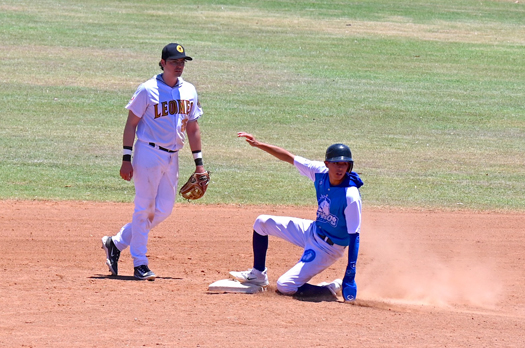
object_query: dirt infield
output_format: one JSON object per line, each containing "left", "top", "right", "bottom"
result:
{"left": 1, "top": 200, "right": 524, "bottom": 347}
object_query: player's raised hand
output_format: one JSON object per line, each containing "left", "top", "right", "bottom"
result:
{"left": 237, "top": 131, "right": 295, "bottom": 165}
{"left": 237, "top": 132, "right": 259, "bottom": 147}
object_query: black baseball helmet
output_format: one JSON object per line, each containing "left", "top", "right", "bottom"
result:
{"left": 325, "top": 143, "right": 353, "bottom": 163}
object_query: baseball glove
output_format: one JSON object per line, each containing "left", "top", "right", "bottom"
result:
{"left": 179, "top": 171, "right": 210, "bottom": 200}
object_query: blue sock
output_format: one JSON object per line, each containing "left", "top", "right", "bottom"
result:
{"left": 252, "top": 230, "right": 268, "bottom": 272}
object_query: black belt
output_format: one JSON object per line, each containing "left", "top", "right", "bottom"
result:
{"left": 317, "top": 232, "right": 334, "bottom": 246}
{"left": 149, "top": 142, "right": 177, "bottom": 153}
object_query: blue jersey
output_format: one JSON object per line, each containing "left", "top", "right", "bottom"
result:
{"left": 294, "top": 156, "right": 363, "bottom": 246}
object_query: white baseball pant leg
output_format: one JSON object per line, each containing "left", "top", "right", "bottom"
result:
{"left": 113, "top": 140, "right": 179, "bottom": 267}
{"left": 253, "top": 215, "right": 346, "bottom": 295}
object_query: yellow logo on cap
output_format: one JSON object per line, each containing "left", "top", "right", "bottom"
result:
{"left": 177, "top": 45, "right": 183, "bottom": 53}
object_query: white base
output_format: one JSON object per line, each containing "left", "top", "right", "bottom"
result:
{"left": 208, "top": 279, "right": 263, "bottom": 294}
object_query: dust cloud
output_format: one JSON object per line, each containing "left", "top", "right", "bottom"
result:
{"left": 358, "top": 223, "right": 503, "bottom": 309}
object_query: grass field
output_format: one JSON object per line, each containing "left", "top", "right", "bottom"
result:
{"left": 0, "top": 0, "right": 523, "bottom": 210}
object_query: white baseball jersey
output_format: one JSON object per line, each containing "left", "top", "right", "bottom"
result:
{"left": 126, "top": 75, "right": 202, "bottom": 151}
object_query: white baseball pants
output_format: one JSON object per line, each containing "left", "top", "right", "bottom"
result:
{"left": 113, "top": 140, "right": 179, "bottom": 267}
{"left": 253, "top": 215, "right": 346, "bottom": 294}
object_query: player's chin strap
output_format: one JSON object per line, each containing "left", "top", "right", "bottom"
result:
{"left": 342, "top": 233, "right": 359, "bottom": 301}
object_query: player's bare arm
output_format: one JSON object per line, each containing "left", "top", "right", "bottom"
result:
{"left": 120, "top": 111, "right": 141, "bottom": 181}
{"left": 187, "top": 120, "right": 206, "bottom": 174}
{"left": 237, "top": 132, "right": 295, "bottom": 165}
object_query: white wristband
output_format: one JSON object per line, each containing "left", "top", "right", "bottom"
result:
{"left": 123, "top": 149, "right": 132, "bottom": 156}
{"left": 192, "top": 151, "right": 202, "bottom": 159}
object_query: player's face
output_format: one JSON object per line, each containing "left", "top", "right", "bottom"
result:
{"left": 163, "top": 58, "right": 186, "bottom": 78}
{"left": 325, "top": 161, "right": 351, "bottom": 185}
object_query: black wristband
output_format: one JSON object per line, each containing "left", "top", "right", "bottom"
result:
{"left": 123, "top": 154, "right": 132, "bottom": 162}
{"left": 123, "top": 146, "right": 133, "bottom": 150}
{"left": 194, "top": 158, "right": 203, "bottom": 166}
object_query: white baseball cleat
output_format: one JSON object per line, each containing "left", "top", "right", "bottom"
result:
{"left": 318, "top": 279, "right": 342, "bottom": 297}
{"left": 229, "top": 268, "right": 269, "bottom": 286}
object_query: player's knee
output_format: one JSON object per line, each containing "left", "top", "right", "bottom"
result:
{"left": 134, "top": 196, "right": 155, "bottom": 214}
{"left": 150, "top": 210, "right": 171, "bottom": 227}
{"left": 253, "top": 215, "right": 273, "bottom": 236}
{"left": 276, "top": 276, "right": 299, "bottom": 295}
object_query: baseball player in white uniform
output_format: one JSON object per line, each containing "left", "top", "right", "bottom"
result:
{"left": 230, "top": 132, "right": 363, "bottom": 301}
{"left": 102, "top": 43, "right": 206, "bottom": 280}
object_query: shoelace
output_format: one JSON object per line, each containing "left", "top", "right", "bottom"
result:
{"left": 137, "top": 265, "right": 150, "bottom": 273}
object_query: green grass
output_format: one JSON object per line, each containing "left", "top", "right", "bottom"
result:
{"left": 0, "top": 0, "right": 523, "bottom": 211}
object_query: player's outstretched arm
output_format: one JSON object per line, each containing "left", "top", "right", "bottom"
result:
{"left": 237, "top": 132, "right": 295, "bottom": 165}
